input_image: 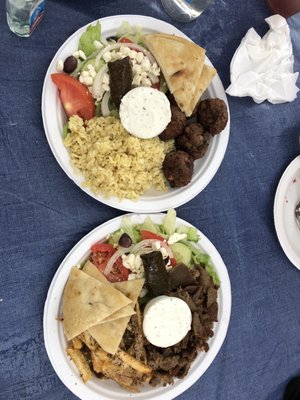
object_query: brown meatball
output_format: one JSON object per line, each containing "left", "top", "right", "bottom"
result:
{"left": 197, "top": 98, "right": 228, "bottom": 135}
{"left": 159, "top": 105, "right": 186, "bottom": 141}
{"left": 163, "top": 150, "right": 194, "bottom": 188}
{"left": 176, "top": 123, "right": 211, "bottom": 160}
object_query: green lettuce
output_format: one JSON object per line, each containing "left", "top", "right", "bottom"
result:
{"left": 79, "top": 21, "right": 101, "bottom": 57}
{"left": 181, "top": 240, "right": 220, "bottom": 285}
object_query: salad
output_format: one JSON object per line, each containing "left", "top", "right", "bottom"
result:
{"left": 89, "top": 208, "right": 220, "bottom": 287}
{"left": 53, "top": 21, "right": 167, "bottom": 124}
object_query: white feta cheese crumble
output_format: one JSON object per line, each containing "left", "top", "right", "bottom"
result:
{"left": 78, "top": 50, "right": 86, "bottom": 60}
{"left": 167, "top": 233, "right": 187, "bottom": 245}
{"left": 141, "top": 77, "right": 152, "bottom": 87}
{"left": 132, "top": 75, "right": 141, "bottom": 86}
{"left": 94, "top": 40, "right": 103, "bottom": 49}
{"left": 120, "top": 46, "right": 131, "bottom": 55}
{"left": 56, "top": 59, "right": 64, "bottom": 72}
{"left": 84, "top": 76, "right": 93, "bottom": 86}
{"left": 141, "top": 57, "right": 151, "bottom": 72}
{"left": 103, "top": 51, "right": 112, "bottom": 63}
{"left": 151, "top": 240, "right": 161, "bottom": 251}
{"left": 122, "top": 253, "right": 144, "bottom": 278}
{"left": 136, "top": 52, "right": 144, "bottom": 64}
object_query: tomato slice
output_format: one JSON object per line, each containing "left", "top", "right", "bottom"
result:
{"left": 151, "top": 81, "right": 160, "bottom": 90}
{"left": 170, "top": 257, "right": 177, "bottom": 267}
{"left": 51, "top": 73, "right": 95, "bottom": 121}
{"left": 118, "top": 37, "right": 133, "bottom": 43}
{"left": 91, "top": 243, "right": 115, "bottom": 253}
{"left": 91, "top": 245, "right": 129, "bottom": 282}
{"left": 140, "top": 230, "right": 165, "bottom": 241}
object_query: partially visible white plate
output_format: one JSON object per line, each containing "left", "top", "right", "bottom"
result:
{"left": 274, "top": 155, "right": 300, "bottom": 269}
{"left": 43, "top": 213, "right": 231, "bottom": 400}
{"left": 41, "top": 15, "right": 230, "bottom": 213}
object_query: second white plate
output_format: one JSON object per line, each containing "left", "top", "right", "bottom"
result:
{"left": 274, "top": 155, "right": 300, "bottom": 269}
{"left": 43, "top": 213, "right": 231, "bottom": 400}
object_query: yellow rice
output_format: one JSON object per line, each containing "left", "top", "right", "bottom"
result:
{"left": 64, "top": 115, "right": 174, "bottom": 200}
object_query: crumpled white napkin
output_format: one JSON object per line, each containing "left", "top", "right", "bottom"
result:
{"left": 226, "top": 14, "right": 299, "bottom": 104}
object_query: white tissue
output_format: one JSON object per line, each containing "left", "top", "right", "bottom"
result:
{"left": 226, "top": 15, "right": 299, "bottom": 104}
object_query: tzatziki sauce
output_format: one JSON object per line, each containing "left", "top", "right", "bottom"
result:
{"left": 119, "top": 87, "right": 171, "bottom": 139}
{"left": 143, "top": 295, "right": 192, "bottom": 348}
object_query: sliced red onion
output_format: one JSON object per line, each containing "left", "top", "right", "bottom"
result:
{"left": 101, "top": 91, "right": 111, "bottom": 117}
{"left": 123, "top": 43, "right": 157, "bottom": 65}
{"left": 104, "top": 246, "right": 133, "bottom": 275}
{"left": 131, "top": 239, "right": 173, "bottom": 258}
{"left": 92, "top": 64, "right": 108, "bottom": 99}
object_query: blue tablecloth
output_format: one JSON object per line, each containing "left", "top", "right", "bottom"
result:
{"left": 1, "top": 1, "right": 300, "bottom": 399}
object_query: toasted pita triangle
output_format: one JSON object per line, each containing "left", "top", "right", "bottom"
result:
{"left": 85, "top": 262, "right": 144, "bottom": 354}
{"left": 63, "top": 267, "right": 132, "bottom": 340}
{"left": 185, "top": 64, "right": 217, "bottom": 115}
{"left": 82, "top": 261, "right": 135, "bottom": 323}
{"left": 143, "top": 33, "right": 206, "bottom": 116}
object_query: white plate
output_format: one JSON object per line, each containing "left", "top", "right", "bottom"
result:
{"left": 274, "top": 155, "right": 300, "bottom": 269}
{"left": 43, "top": 213, "right": 231, "bottom": 400}
{"left": 41, "top": 15, "right": 230, "bottom": 213}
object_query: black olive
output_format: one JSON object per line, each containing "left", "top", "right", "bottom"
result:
{"left": 118, "top": 233, "right": 132, "bottom": 248}
{"left": 63, "top": 56, "right": 78, "bottom": 74}
{"left": 106, "top": 35, "right": 119, "bottom": 42}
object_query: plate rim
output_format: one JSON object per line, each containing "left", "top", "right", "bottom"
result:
{"left": 273, "top": 155, "right": 300, "bottom": 269}
{"left": 41, "top": 14, "right": 230, "bottom": 213}
{"left": 43, "top": 212, "right": 232, "bottom": 400}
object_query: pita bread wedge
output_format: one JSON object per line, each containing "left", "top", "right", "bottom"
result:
{"left": 82, "top": 261, "right": 135, "bottom": 323}
{"left": 63, "top": 267, "right": 132, "bottom": 340}
{"left": 88, "top": 277, "right": 145, "bottom": 354}
{"left": 82, "top": 260, "right": 108, "bottom": 283}
{"left": 187, "top": 64, "right": 216, "bottom": 113}
{"left": 143, "top": 33, "right": 206, "bottom": 116}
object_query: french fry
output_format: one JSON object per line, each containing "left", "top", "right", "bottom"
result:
{"left": 116, "top": 349, "right": 152, "bottom": 375}
{"left": 67, "top": 348, "right": 93, "bottom": 383}
{"left": 80, "top": 330, "right": 98, "bottom": 351}
{"left": 72, "top": 336, "right": 83, "bottom": 350}
{"left": 135, "top": 302, "right": 142, "bottom": 328}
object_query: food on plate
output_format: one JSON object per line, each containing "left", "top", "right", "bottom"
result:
{"left": 63, "top": 267, "right": 133, "bottom": 340}
{"left": 52, "top": 22, "right": 228, "bottom": 197}
{"left": 142, "top": 295, "right": 192, "bottom": 347}
{"left": 197, "top": 98, "right": 228, "bottom": 135}
{"left": 51, "top": 73, "right": 95, "bottom": 120}
{"left": 163, "top": 150, "right": 194, "bottom": 187}
{"left": 63, "top": 55, "right": 78, "bottom": 74}
{"left": 64, "top": 115, "right": 174, "bottom": 199}
{"left": 108, "top": 56, "right": 132, "bottom": 107}
{"left": 62, "top": 210, "right": 220, "bottom": 391}
{"left": 143, "top": 33, "right": 216, "bottom": 117}
{"left": 159, "top": 104, "right": 187, "bottom": 141}
{"left": 141, "top": 251, "right": 169, "bottom": 296}
{"left": 175, "top": 122, "right": 211, "bottom": 160}
{"left": 119, "top": 87, "right": 171, "bottom": 139}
